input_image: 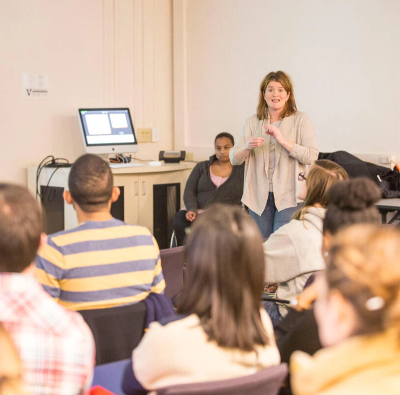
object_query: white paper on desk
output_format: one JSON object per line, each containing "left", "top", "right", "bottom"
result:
{"left": 22, "top": 73, "right": 49, "bottom": 99}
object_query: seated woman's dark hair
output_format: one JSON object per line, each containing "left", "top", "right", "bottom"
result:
{"left": 323, "top": 177, "right": 381, "bottom": 235}
{"left": 214, "top": 132, "right": 234, "bottom": 145}
{"left": 177, "top": 204, "right": 269, "bottom": 352}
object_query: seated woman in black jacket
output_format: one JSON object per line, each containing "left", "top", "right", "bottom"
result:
{"left": 173, "top": 132, "right": 244, "bottom": 246}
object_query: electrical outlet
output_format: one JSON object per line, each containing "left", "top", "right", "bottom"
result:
{"left": 137, "top": 128, "right": 152, "bottom": 143}
{"left": 186, "top": 152, "right": 194, "bottom": 161}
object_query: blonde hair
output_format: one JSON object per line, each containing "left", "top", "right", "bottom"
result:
{"left": 326, "top": 224, "right": 400, "bottom": 337}
{"left": 256, "top": 71, "right": 297, "bottom": 120}
{"left": 292, "top": 160, "right": 349, "bottom": 221}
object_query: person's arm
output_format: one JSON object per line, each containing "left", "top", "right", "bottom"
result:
{"left": 132, "top": 321, "right": 177, "bottom": 390}
{"left": 264, "top": 228, "right": 300, "bottom": 283}
{"left": 230, "top": 117, "right": 264, "bottom": 165}
{"left": 264, "top": 114, "right": 318, "bottom": 165}
{"left": 289, "top": 114, "right": 318, "bottom": 165}
{"left": 35, "top": 239, "right": 63, "bottom": 301}
{"left": 183, "top": 163, "right": 203, "bottom": 213}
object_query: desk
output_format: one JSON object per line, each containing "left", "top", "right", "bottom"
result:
{"left": 376, "top": 198, "right": 400, "bottom": 224}
{"left": 27, "top": 162, "right": 196, "bottom": 248}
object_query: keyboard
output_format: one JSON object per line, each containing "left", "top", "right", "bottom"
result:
{"left": 109, "top": 163, "right": 144, "bottom": 168}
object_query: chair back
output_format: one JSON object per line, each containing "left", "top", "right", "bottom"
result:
{"left": 91, "top": 359, "right": 131, "bottom": 395}
{"left": 160, "top": 246, "right": 185, "bottom": 299}
{"left": 78, "top": 302, "right": 147, "bottom": 365}
{"left": 155, "top": 363, "right": 288, "bottom": 395}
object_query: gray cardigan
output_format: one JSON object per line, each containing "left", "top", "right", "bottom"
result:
{"left": 230, "top": 112, "right": 319, "bottom": 215}
{"left": 183, "top": 155, "right": 244, "bottom": 213}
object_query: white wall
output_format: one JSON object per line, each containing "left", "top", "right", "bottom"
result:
{"left": 173, "top": 0, "right": 400, "bottom": 162}
{"left": 0, "top": 0, "right": 173, "bottom": 185}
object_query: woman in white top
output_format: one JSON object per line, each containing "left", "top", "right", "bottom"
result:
{"left": 132, "top": 204, "right": 280, "bottom": 392}
{"left": 263, "top": 160, "right": 348, "bottom": 325}
{"left": 230, "top": 71, "right": 318, "bottom": 238}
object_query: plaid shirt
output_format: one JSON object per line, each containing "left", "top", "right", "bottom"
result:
{"left": 0, "top": 273, "right": 95, "bottom": 395}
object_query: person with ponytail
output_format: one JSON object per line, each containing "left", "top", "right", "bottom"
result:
{"left": 263, "top": 160, "right": 348, "bottom": 324}
{"left": 291, "top": 224, "right": 400, "bottom": 394}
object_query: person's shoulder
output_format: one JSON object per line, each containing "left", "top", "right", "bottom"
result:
{"left": 245, "top": 114, "right": 260, "bottom": 125}
{"left": 286, "top": 111, "right": 310, "bottom": 121}
{"left": 143, "top": 314, "right": 199, "bottom": 343}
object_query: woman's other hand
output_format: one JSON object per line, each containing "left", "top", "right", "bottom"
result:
{"left": 263, "top": 123, "right": 294, "bottom": 152}
{"left": 263, "top": 123, "right": 284, "bottom": 144}
{"left": 186, "top": 211, "right": 197, "bottom": 222}
{"left": 246, "top": 137, "right": 265, "bottom": 150}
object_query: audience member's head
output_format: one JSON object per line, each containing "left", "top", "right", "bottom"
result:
{"left": 177, "top": 204, "right": 269, "bottom": 352}
{"left": 315, "top": 224, "right": 400, "bottom": 347}
{"left": 214, "top": 133, "right": 235, "bottom": 164}
{"left": 0, "top": 183, "right": 42, "bottom": 273}
{"left": 323, "top": 177, "right": 381, "bottom": 237}
{"left": 0, "top": 323, "right": 24, "bottom": 395}
{"left": 67, "top": 154, "right": 115, "bottom": 213}
{"left": 293, "top": 160, "right": 349, "bottom": 220}
{"left": 214, "top": 132, "right": 234, "bottom": 146}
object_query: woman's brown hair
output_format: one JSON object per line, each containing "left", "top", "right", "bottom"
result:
{"left": 177, "top": 204, "right": 269, "bottom": 352}
{"left": 256, "top": 71, "right": 297, "bottom": 120}
{"left": 326, "top": 224, "right": 400, "bottom": 337}
{"left": 292, "top": 160, "right": 349, "bottom": 221}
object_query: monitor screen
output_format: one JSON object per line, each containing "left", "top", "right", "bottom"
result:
{"left": 78, "top": 108, "right": 138, "bottom": 154}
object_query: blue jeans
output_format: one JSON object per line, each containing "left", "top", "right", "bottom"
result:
{"left": 249, "top": 193, "right": 301, "bottom": 239}
{"left": 263, "top": 300, "right": 283, "bottom": 328}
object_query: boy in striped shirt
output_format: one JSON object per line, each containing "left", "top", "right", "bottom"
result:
{"left": 36, "top": 153, "right": 165, "bottom": 311}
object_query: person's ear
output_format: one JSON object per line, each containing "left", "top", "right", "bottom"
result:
{"left": 329, "top": 289, "right": 359, "bottom": 339}
{"left": 63, "top": 190, "right": 73, "bottom": 205}
{"left": 38, "top": 233, "right": 47, "bottom": 249}
{"left": 111, "top": 186, "right": 120, "bottom": 203}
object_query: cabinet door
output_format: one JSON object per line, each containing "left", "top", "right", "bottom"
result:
{"left": 138, "top": 169, "right": 192, "bottom": 233}
{"left": 112, "top": 173, "right": 140, "bottom": 226}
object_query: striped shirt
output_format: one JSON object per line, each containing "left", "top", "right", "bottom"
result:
{"left": 35, "top": 218, "right": 165, "bottom": 311}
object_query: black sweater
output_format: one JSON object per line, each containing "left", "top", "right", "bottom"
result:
{"left": 183, "top": 155, "right": 244, "bottom": 213}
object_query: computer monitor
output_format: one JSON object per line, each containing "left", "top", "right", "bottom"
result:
{"left": 78, "top": 108, "right": 138, "bottom": 155}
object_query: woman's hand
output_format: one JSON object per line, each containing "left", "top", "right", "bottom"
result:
{"left": 186, "top": 211, "right": 197, "bottom": 222}
{"left": 292, "top": 283, "right": 318, "bottom": 311}
{"left": 246, "top": 137, "right": 265, "bottom": 150}
{"left": 263, "top": 123, "right": 294, "bottom": 153}
{"left": 263, "top": 123, "right": 284, "bottom": 144}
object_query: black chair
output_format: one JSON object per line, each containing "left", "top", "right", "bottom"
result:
{"left": 78, "top": 302, "right": 147, "bottom": 365}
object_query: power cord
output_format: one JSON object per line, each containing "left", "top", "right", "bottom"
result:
{"left": 36, "top": 156, "right": 70, "bottom": 200}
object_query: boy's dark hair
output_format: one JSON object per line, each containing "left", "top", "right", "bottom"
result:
{"left": 0, "top": 183, "right": 42, "bottom": 272}
{"left": 68, "top": 154, "right": 113, "bottom": 213}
